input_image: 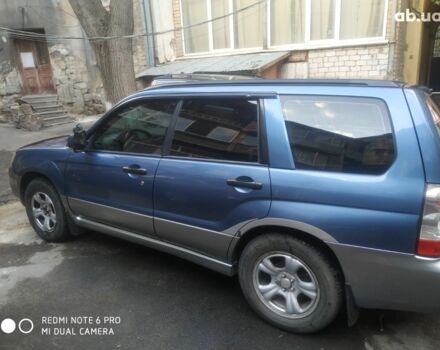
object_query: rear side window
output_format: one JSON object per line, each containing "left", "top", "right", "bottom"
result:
{"left": 169, "top": 98, "right": 259, "bottom": 163}
{"left": 281, "top": 95, "right": 395, "bottom": 175}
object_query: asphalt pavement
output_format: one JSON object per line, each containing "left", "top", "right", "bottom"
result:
{"left": 1, "top": 202, "right": 440, "bottom": 350}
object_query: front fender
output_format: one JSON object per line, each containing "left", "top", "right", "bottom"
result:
{"left": 13, "top": 149, "right": 70, "bottom": 200}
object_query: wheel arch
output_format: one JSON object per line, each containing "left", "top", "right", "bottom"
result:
{"left": 229, "top": 220, "right": 344, "bottom": 282}
{"left": 20, "top": 172, "right": 57, "bottom": 203}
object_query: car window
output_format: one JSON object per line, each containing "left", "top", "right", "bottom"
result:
{"left": 426, "top": 95, "right": 440, "bottom": 137}
{"left": 281, "top": 95, "right": 395, "bottom": 174}
{"left": 92, "top": 99, "right": 177, "bottom": 155}
{"left": 169, "top": 98, "right": 259, "bottom": 163}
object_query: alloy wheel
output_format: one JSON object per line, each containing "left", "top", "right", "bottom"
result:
{"left": 252, "top": 252, "right": 320, "bottom": 319}
{"left": 31, "top": 192, "right": 57, "bottom": 232}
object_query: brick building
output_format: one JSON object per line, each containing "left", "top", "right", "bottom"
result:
{"left": 139, "top": 0, "right": 440, "bottom": 93}
{"left": 139, "top": 0, "right": 399, "bottom": 82}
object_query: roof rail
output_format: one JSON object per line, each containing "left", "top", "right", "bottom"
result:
{"left": 145, "top": 79, "right": 405, "bottom": 91}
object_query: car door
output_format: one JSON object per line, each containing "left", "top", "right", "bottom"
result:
{"left": 154, "top": 97, "right": 271, "bottom": 260}
{"left": 65, "top": 98, "right": 178, "bottom": 237}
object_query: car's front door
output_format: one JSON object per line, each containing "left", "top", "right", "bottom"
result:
{"left": 65, "top": 98, "right": 178, "bottom": 237}
{"left": 154, "top": 97, "right": 271, "bottom": 260}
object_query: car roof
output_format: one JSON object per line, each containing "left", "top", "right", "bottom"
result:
{"left": 117, "top": 79, "right": 406, "bottom": 106}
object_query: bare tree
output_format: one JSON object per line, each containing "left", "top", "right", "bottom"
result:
{"left": 68, "top": 0, "right": 137, "bottom": 106}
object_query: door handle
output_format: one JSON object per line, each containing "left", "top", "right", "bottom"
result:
{"left": 122, "top": 166, "right": 147, "bottom": 175}
{"left": 226, "top": 178, "right": 263, "bottom": 190}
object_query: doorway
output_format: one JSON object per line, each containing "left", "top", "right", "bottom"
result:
{"left": 13, "top": 30, "right": 55, "bottom": 95}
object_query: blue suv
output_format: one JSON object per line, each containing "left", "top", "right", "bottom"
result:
{"left": 9, "top": 80, "right": 440, "bottom": 333}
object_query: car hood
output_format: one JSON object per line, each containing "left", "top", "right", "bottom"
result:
{"left": 19, "top": 135, "right": 70, "bottom": 150}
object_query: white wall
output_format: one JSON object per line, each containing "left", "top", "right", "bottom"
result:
{"left": 150, "top": 0, "right": 176, "bottom": 64}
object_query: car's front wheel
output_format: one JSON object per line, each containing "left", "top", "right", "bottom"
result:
{"left": 24, "top": 178, "right": 71, "bottom": 242}
{"left": 238, "top": 233, "right": 343, "bottom": 333}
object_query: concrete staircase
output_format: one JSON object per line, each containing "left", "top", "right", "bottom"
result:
{"left": 21, "top": 94, "right": 72, "bottom": 128}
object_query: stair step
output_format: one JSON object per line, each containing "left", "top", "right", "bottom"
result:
{"left": 28, "top": 101, "right": 61, "bottom": 108}
{"left": 22, "top": 95, "right": 58, "bottom": 103}
{"left": 22, "top": 94, "right": 72, "bottom": 128}
{"left": 44, "top": 120, "right": 73, "bottom": 127}
{"left": 23, "top": 94, "right": 57, "bottom": 99}
{"left": 37, "top": 109, "right": 65, "bottom": 116}
{"left": 33, "top": 104, "right": 63, "bottom": 111}
{"left": 42, "top": 115, "right": 72, "bottom": 122}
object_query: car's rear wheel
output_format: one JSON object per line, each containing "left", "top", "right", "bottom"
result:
{"left": 238, "top": 233, "right": 343, "bottom": 333}
{"left": 24, "top": 178, "right": 71, "bottom": 242}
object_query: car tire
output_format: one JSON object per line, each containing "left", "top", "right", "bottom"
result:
{"left": 238, "top": 233, "right": 343, "bottom": 333}
{"left": 24, "top": 178, "right": 72, "bottom": 242}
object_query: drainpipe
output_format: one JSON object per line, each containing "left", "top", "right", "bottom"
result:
{"left": 139, "top": 0, "right": 155, "bottom": 67}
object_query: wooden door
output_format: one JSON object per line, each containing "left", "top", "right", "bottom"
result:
{"left": 14, "top": 38, "right": 55, "bottom": 95}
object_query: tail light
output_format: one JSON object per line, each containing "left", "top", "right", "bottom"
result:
{"left": 418, "top": 185, "right": 440, "bottom": 257}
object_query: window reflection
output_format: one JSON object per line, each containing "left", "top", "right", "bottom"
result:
{"left": 281, "top": 96, "right": 395, "bottom": 174}
{"left": 170, "top": 98, "right": 259, "bottom": 163}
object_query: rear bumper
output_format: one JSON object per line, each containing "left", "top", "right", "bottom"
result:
{"left": 329, "top": 243, "right": 440, "bottom": 312}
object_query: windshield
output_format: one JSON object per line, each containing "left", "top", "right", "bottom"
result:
{"left": 427, "top": 95, "right": 440, "bottom": 136}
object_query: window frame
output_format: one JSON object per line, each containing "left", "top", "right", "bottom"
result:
{"left": 179, "top": 0, "right": 389, "bottom": 56}
{"left": 267, "top": 0, "right": 389, "bottom": 50}
{"left": 85, "top": 97, "right": 181, "bottom": 158}
{"left": 279, "top": 94, "right": 397, "bottom": 175}
{"left": 162, "top": 95, "right": 269, "bottom": 166}
{"left": 180, "top": 0, "right": 239, "bottom": 55}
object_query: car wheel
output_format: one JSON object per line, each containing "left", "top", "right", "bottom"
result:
{"left": 24, "top": 178, "right": 71, "bottom": 242}
{"left": 238, "top": 233, "right": 343, "bottom": 333}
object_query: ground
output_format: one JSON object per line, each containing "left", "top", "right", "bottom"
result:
{"left": 0, "top": 122, "right": 439, "bottom": 349}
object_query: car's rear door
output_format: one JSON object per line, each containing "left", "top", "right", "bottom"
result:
{"left": 153, "top": 96, "right": 271, "bottom": 260}
{"left": 65, "top": 98, "right": 178, "bottom": 237}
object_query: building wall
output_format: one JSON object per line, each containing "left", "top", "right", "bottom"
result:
{"left": 279, "top": 0, "right": 401, "bottom": 80}
{"left": 171, "top": 0, "right": 184, "bottom": 59}
{"left": 151, "top": 0, "right": 176, "bottom": 64}
{"left": 157, "top": 0, "right": 406, "bottom": 82}
{"left": 305, "top": 45, "right": 390, "bottom": 79}
{"left": 0, "top": 0, "right": 105, "bottom": 117}
{"left": 0, "top": 0, "right": 415, "bottom": 123}
{"left": 133, "top": 0, "right": 148, "bottom": 77}
{"left": 402, "top": 0, "right": 437, "bottom": 86}
{"left": 403, "top": 20, "right": 423, "bottom": 84}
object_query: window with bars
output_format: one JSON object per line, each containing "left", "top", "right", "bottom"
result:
{"left": 180, "top": 0, "right": 388, "bottom": 54}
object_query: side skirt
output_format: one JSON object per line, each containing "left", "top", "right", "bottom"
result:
{"left": 72, "top": 215, "right": 236, "bottom": 276}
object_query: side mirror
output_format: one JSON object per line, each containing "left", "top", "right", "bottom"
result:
{"left": 68, "top": 124, "right": 87, "bottom": 151}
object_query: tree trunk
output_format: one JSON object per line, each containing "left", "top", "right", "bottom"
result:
{"left": 68, "top": 0, "right": 137, "bottom": 105}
